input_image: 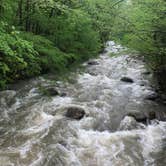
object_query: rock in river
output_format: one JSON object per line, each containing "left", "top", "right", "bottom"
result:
{"left": 119, "top": 116, "right": 145, "bottom": 130}
{"left": 39, "top": 87, "right": 59, "bottom": 96}
{"left": 120, "top": 77, "right": 134, "bottom": 83}
{"left": 127, "top": 110, "right": 147, "bottom": 123}
{"left": 87, "top": 60, "right": 99, "bottom": 65}
{"left": 145, "top": 92, "right": 159, "bottom": 101}
{"left": 142, "top": 71, "right": 151, "bottom": 75}
{"left": 148, "top": 111, "right": 156, "bottom": 120}
{"left": 47, "top": 88, "right": 59, "bottom": 96}
{"left": 65, "top": 106, "right": 86, "bottom": 120}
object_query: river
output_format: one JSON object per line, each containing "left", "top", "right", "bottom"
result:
{"left": 0, "top": 41, "right": 166, "bottom": 166}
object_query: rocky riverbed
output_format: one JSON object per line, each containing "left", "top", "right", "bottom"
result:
{"left": 0, "top": 41, "right": 166, "bottom": 166}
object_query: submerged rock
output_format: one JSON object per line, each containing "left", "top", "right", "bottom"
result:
{"left": 88, "top": 71, "right": 98, "bottom": 76}
{"left": 119, "top": 116, "right": 145, "bottom": 130}
{"left": 145, "top": 92, "right": 159, "bottom": 101}
{"left": 120, "top": 77, "right": 134, "bottom": 83}
{"left": 0, "top": 90, "right": 16, "bottom": 106}
{"left": 65, "top": 106, "right": 86, "bottom": 120}
{"left": 127, "top": 110, "right": 147, "bottom": 123}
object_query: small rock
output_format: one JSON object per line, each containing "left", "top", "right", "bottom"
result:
{"left": 60, "top": 92, "right": 67, "bottom": 97}
{"left": 145, "top": 92, "right": 158, "bottom": 101}
{"left": 65, "top": 106, "right": 86, "bottom": 120}
{"left": 142, "top": 71, "right": 151, "bottom": 75}
{"left": 102, "top": 49, "right": 107, "bottom": 54}
{"left": 46, "top": 88, "right": 59, "bottom": 96}
{"left": 39, "top": 87, "right": 59, "bottom": 96}
{"left": 87, "top": 60, "right": 99, "bottom": 65}
{"left": 120, "top": 77, "right": 134, "bottom": 83}
{"left": 88, "top": 71, "right": 98, "bottom": 76}
{"left": 127, "top": 110, "right": 147, "bottom": 123}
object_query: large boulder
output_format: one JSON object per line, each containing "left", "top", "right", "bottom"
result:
{"left": 65, "top": 106, "right": 86, "bottom": 120}
{"left": 120, "top": 77, "right": 134, "bottom": 83}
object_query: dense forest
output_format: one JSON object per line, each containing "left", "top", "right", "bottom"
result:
{"left": 0, "top": 0, "right": 166, "bottom": 91}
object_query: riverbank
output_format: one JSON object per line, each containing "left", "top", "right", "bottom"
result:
{"left": 0, "top": 22, "right": 101, "bottom": 90}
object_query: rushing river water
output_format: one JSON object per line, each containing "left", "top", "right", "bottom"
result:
{"left": 0, "top": 41, "right": 166, "bottom": 166}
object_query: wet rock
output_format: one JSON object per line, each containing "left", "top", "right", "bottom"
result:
{"left": 142, "top": 71, "right": 151, "bottom": 75}
{"left": 119, "top": 116, "right": 145, "bottom": 130}
{"left": 39, "top": 86, "right": 59, "bottom": 96}
{"left": 47, "top": 88, "right": 59, "bottom": 96}
{"left": 87, "top": 60, "right": 99, "bottom": 65}
{"left": 160, "top": 94, "right": 166, "bottom": 105}
{"left": 120, "top": 77, "right": 134, "bottom": 83}
{"left": 102, "top": 49, "right": 107, "bottom": 54}
{"left": 65, "top": 106, "right": 86, "bottom": 120}
{"left": 148, "top": 111, "right": 156, "bottom": 120}
{"left": 139, "top": 80, "right": 148, "bottom": 87}
{"left": 88, "top": 71, "right": 98, "bottom": 76}
{"left": 160, "top": 94, "right": 166, "bottom": 104}
{"left": 145, "top": 92, "right": 159, "bottom": 101}
{"left": 127, "top": 110, "right": 147, "bottom": 123}
{"left": 60, "top": 92, "right": 67, "bottom": 97}
{"left": 163, "top": 101, "right": 166, "bottom": 105}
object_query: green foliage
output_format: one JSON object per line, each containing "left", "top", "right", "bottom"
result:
{"left": 112, "top": 0, "right": 166, "bottom": 70}
{"left": 0, "top": 0, "right": 120, "bottom": 89}
{"left": 82, "top": 0, "right": 116, "bottom": 44}
{"left": 51, "top": 9, "right": 100, "bottom": 58}
{"left": 21, "top": 32, "right": 80, "bottom": 72}
{"left": 0, "top": 22, "right": 40, "bottom": 88}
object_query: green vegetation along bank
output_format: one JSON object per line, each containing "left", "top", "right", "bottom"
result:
{"left": 111, "top": 0, "right": 166, "bottom": 92}
{"left": 0, "top": 0, "right": 166, "bottom": 93}
{"left": 0, "top": 0, "right": 117, "bottom": 89}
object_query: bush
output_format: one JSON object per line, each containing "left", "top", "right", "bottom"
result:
{"left": 0, "top": 22, "right": 41, "bottom": 89}
{"left": 21, "top": 32, "right": 80, "bottom": 73}
{"left": 48, "top": 9, "right": 101, "bottom": 58}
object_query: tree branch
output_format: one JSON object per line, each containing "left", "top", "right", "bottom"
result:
{"left": 111, "top": 0, "right": 126, "bottom": 8}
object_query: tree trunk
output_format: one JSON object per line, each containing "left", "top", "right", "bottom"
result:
{"left": 18, "top": 0, "right": 23, "bottom": 26}
{"left": 25, "top": 0, "right": 31, "bottom": 31}
{"left": 0, "top": 0, "right": 4, "bottom": 18}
